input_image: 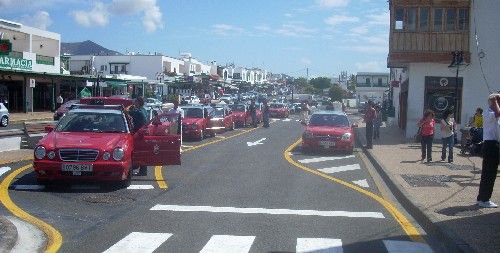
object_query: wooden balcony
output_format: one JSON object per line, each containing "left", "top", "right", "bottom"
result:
{"left": 388, "top": 31, "right": 470, "bottom": 67}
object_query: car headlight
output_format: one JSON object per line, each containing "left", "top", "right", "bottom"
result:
{"left": 47, "top": 151, "right": 56, "bottom": 160}
{"left": 303, "top": 131, "right": 314, "bottom": 139}
{"left": 342, "top": 133, "right": 352, "bottom": 140}
{"left": 34, "top": 146, "right": 46, "bottom": 160}
{"left": 102, "top": 152, "right": 111, "bottom": 161}
{"left": 112, "top": 148, "right": 125, "bottom": 161}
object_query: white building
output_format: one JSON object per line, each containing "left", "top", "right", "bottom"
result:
{"left": 233, "top": 67, "right": 267, "bottom": 84}
{"left": 355, "top": 72, "right": 389, "bottom": 104}
{"left": 388, "top": 0, "right": 500, "bottom": 138}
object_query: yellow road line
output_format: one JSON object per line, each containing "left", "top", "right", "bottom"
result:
{"left": 154, "top": 166, "right": 168, "bottom": 189}
{"left": 0, "top": 164, "right": 63, "bottom": 253}
{"left": 283, "top": 139, "right": 425, "bottom": 243}
{"left": 183, "top": 127, "right": 258, "bottom": 152}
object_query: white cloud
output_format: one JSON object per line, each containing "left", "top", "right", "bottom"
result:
{"left": 142, "top": 5, "right": 163, "bottom": 32}
{"left": 284, "top": 13, "right": 293, "bottom": 18}
{"left": 317, "top": 0, "right": 350, "bottom": 8}
{"left": 367, "top": 12, "right": 389, "bottom": 26}
{"left": 254, "top": 24, "right": 271, "bottom": 32}
{"left": 355, "top": 61, "right": 387, "bottom": 72}
{"left": 324, "top": 15, "right": 359, "bottom": 26}
{"left": 275, "top": 23, "right": 316, "bottom": 37}
{"left": 19, "top": 10, "right": 52, "bottom": 30}
{"left": 212, "top": 24, "right": 244, "bottom": 36}
{"left": 300, "top": 57, "right": 312, "bottom": 66}
{"left": 350, "top": 25, "right": 368, "bottom": 35}
{"left": 348, "top": 45, "right": 387, "bottom": 53}
{"left": 71, "top": 2, "right": 109, "bottom": 28}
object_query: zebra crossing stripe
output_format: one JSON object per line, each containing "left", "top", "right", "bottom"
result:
{"left": 383, "top": 240, "right": 433, "bottom": 253}
{"left": 199, "top": 235, "right": 255, "bottom": 253}
{"left": 352, "top": 179, "right": 369, "bottom": 188}
{"left": 150, "top": 204, "right": 385, "bottom": 219}
{"left": 127, "top": 185, "right": 155, "bottom": 190}
{"left": 318, "top": 164, "right": 361, "bottom": 174}
{"left": 296, "top": 238, "right": 343, "bottom": 253}
{"left": 103, "top": 232, "right": 172, "bottom": 253}
{"left": 298, "top": 155, "right": 355, "bottom": 164}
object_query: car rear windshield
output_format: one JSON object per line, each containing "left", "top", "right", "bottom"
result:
{"left": 184, "top": 108, "right": 204, "bottom": 118}
{"left": 56, "top": 112, "right": 127, "bottom": 133}
{"left": 309, "top": 114, "right": 349, "bottom": 127}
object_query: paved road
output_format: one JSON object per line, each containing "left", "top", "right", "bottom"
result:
{"left": 0, "top": 115, "right": 438, "bottom": 252}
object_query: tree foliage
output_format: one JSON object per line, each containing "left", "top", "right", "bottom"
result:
{"left": 347, "top": 74, "right": 356, "bottom": 91}
{"left": 328, "top": 84, "right": 344, "bottom": 102}
{"left": 309, "top": 77, "right": 332, "bottom": 90}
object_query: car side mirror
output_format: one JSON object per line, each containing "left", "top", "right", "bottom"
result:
{"left": 45, "top": 126, "right": 54, "bottom": 133}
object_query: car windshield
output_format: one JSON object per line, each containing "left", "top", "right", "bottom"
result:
{"left": 309, "top": 114, "right": 350, "bottom": 127}
{"left": 55, "top": 111, "right": 127, "bottom": 133}
{"left": 212, "top": 108, "right": 225, "bottom": 117}
{"left": 183, "top": 108, "right": 204, "bottom": 118}
{"left": 231, "top": 105, "right": 246, "bottom": 112}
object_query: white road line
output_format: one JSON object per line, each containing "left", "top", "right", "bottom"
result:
{"left": 352, "top": 179, "right": 369, "bottom": 188}
{"left": 14, "top": 185, "right": 45, "bottom": 190}
{"left": 103, "top": 232, "right": 172, "bottom": 253}
{"left": 150, "top": 205, "right": 385, "bottom": 219}
{"left": 200, "top": 235, "right": 255, "bottom": 253}
{"left": 0, "top": 137, "right": 21, "bottom": 152}
{"left": 282, "top": 119, "right": 291, "bottom": 122}
{"left": 127, "top": 185, "right": 155, "bottom": 190}
{"left": 298, "top": 155, "right": 355, "bottom": 164}
{"left": 296, "top": 238, "right": 343, "bottom": 253}
{"left": 318, "top": 164, "right": 361, "bottom": 174}
{"left": 0, "top": 166, "right": 11, "bottom": 177}
{"left": 181, "top": 145, "right": 193, "bottom": 148}
{"left": 215, "top": 136, "right": 226, "bottom": 139}
{"left": 383, "top": 240, "right": 433, "bottom": 253}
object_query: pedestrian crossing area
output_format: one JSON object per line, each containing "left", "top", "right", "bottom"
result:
{"left": 294, "top": 154, "right": 370, "bottom": 189}
{"left": 103, "top": 232, "right": 433, "bottom": 253}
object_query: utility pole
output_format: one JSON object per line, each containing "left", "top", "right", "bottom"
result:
{"left": 306, "top": 68, "right": 309, "bottom": 80}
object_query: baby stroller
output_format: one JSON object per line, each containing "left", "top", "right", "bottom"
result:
{"left": 460, "top": 127, "right": 483, "bottom": 156}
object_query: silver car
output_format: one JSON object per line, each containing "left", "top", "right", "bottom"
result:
{"left": 0, "top": 102, "right": 9, "bottom": 127}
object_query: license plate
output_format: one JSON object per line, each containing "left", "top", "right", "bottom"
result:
{"left": 320, "top": 141, "right": 335, "bottom": 148}
{"left": 62, "top": 164, "right": 93, "bottom": 173}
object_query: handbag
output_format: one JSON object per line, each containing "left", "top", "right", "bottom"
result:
{"left": 414, "top": 127, "right": 422, "bottom": 142}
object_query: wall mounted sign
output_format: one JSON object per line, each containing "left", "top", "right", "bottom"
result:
{"left": 0, "top": 55, "right": 33, "bottom": 70}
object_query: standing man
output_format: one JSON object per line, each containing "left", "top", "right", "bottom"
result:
{"left": 363, "top": 100, "right": 377, "bottom": 149}
{"left": 249, "top": 100, "right": 257, "bottom": 128}
{"left": 477, "top": 94, "right": 500, "bottom": 208}
{"left": 56, "top": 93, "right": 64, "bottom": 109}
{"left": 262, "top": 99, "right": 270, "bottom": 128}
{"left": 128, "top": 97, "right": 148, "bottom": 176}
{"left": 168, "top": 96, "right": 184, "bottom": 152}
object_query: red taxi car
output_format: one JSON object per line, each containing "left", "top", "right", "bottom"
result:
{"left": 181, "top": 105, "right": 214, "bottom": 140}
{"left": 230, "top": 104, "right": 263, "bottom": 127}
{"left": 33, "top": 99, "right": 181, "bottom": 187}
{"left": 301, "top": 111, "right": 357, "bottom": 154}
{"left": 269, "top": 103, "right": 290, "bottom": 118}
{"left": 209, "top": 105, "right": 235, "bottom": 133}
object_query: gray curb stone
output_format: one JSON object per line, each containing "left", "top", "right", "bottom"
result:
{"left": 0, "top": 216, "right": 18, "bottom": 253}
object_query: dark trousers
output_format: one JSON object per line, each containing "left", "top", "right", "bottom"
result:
{"left": 251, "top": 112, "right": 257, "bottom": 127}
{"left": 421, "top": 135, "right": 433, "bottom": 161}
{"left": 441, "top": 136, "right": 454, "bottom": 161}
{"left": 365, "top": 122, "right": 373, "bottom": 148}
{"left": 374, "top": 124, "right": 380, "bottom": 139}
{"left": 477, "top": 140, "right": 499, "bottom": 202}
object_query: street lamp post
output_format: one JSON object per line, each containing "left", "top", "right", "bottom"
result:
{"left": 448, "top": 51, "right": 465, "bottom": 121}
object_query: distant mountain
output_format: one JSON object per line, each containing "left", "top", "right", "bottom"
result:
{"left": 61, "top": 40, "right": 122, "bottom": 56}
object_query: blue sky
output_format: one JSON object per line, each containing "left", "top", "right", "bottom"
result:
{"left": 0, "top": 0, "right": 390, "bottom": 77}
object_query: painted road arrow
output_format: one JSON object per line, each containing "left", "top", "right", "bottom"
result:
{"left": 247, "top": 138, "right": 267, "bottom": 147}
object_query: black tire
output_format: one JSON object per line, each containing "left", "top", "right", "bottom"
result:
{"left": 0, "top": 116, "right": 8, "bottom": 127}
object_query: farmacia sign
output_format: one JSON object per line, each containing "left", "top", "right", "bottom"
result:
{"left": 0, "top": 56, "right": 33, "bottom": 70}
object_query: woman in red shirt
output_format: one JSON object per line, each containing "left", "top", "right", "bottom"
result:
{"left": 418, "top": 110, "right": 435, "bottom": 162}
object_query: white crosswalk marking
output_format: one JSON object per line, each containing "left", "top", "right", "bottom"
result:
{"left": 282, "top": 118, "right": 291, "bottom": 122}
{"left": 298, "top": 155, "right": 355, "bottom": 164}
{"left": 127, "top": 185, "right": 155, "bottom": 190}
{"left": 0, "top": 167, "right": 11, "bottom": 177}
{"left": 150, "top": 204, "right": 385, "bottom": 219}
{"left": 383, "top": 240, "right": 433, "bottom": 253}
{"left": 318, "top": 164, "right": 361, "bottom": 174}
{"left": 352, "top": 179, "right": 369, "bottom": 188}
{"left": 103, "top": 232, "right": 172, "bottom": 253}
{"left": 14, "top": 185, "right": 45, "bottom": 191}
{"left": 200, "top": 235, "right": 255, "bottom": 253}
{"left": 296, "top": 238, "right": 343, "bottom": 253}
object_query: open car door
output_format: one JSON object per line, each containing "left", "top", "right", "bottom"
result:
{"left": 133, "top": 112, "right": 181, "bottom": 166}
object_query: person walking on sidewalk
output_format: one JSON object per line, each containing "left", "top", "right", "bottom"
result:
{"left": 249, "top": 99, "right": 257, "bottom": 128}
{"left": 440, "top": 109, "right": 456, "bottom": 163}
{"left": 363, "top": 101, "right": 377, "bottom": 149}
{"left": 477, "top": 94, "right": 500, "bottom": 208}
{"left": 418, "top": 110, "right": 435, "bottom": 162}
{"left": 373, "top": 105, "right": 382, "bottom": 140}
{"left": 56, "top": 93, "right": 64, "bottom": 109}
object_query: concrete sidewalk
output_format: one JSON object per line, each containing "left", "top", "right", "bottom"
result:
{"left": 356, "top": 122, "right": 499, "bottom": 253}
{"left": 9, "top": 112, "right": 53, "bottom": 124}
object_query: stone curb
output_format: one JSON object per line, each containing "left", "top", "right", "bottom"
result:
{"left": 10, "top": 117, "right": 53, "bottom": 124}
{"left": 0, "top": 216, "right": 18, "bottom": 253}
{"left": 0, "top": 129, "right": 24, "bottom": 137}
{"left": 354, "top": 128, "right": 475, "bottom": 253}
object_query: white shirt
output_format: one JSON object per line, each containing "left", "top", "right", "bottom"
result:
{"left": 482, "top": 109, "right": 498, "bottom": 141}
{"left": 56, "top": 96, "right": 63, "bottom": 104}
{"left": 440, "top": 117, "right": 455, "bottom": 138}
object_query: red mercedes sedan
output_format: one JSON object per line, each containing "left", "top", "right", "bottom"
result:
{"left": 301, "top": 111, "right": 357, "bottom": 154}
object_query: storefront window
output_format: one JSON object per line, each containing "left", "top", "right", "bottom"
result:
{"left": 433, "top": 8, "right": 443, "bottom": 31}
{"left": 395, "top": 8, "right": 404, "bottom": 30}
{"left": 407, "top": 8, "right": 417, "bottom": 31}
{"left": 458, "top": 9, "right": 469, "bottom": 31}
{"left": 419, "top": 8, "right": 429, "bottom": 31}
{"left": 425, "top": 76, "right": 462, "bottom": 123}
{"left": 446, "top": 8, "right": 456, "bottom": 31}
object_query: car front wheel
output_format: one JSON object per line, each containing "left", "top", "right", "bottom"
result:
{"left": 0, "top": 116, "right": 8, "bottom": 127}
